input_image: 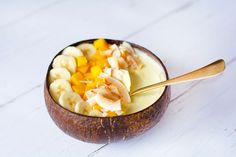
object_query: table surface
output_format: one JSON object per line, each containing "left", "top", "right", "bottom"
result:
{"left": 1, "top": 0, "right": 236, "bottom": 156}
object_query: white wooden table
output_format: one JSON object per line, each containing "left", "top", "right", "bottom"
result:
{"left": 1, "top": 0, "right": 236, "bottom": 156}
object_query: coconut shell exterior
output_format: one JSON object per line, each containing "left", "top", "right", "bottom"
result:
{"left": 44, "top": 39, "right": 171, "bottom": 144}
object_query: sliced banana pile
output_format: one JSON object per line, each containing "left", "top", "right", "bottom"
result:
{"left": 48, "top": 39, "right": 143, "bottom": 117}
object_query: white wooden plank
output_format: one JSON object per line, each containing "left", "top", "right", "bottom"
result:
{"left": 91, "top": 0, "right": 236, "bottom": 156}
{"left": 126, "top": 0, "right": 236, "bottom": 99}
{"left": 0, "top": 0, "right": 62, "bottom": 27}
{"left": 1, "top": 0, "right": 236, "bottom": 156}
{"left": 0, "top": 0, "right": 191, "bottom": 58}
{"left": 0, "top": 85, "right": 103, "bottom": 156}
{"left": 0, "top": 0, "right": 191, "bottom": 105}
{"left": 91, "top": 52, "right": 236, "bottom": 157}
{"left": 0, "top": 0, "right": 194, "bottom": 156}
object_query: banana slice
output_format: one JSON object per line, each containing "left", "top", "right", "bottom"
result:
{"left": 95, "top": 93, "right": 121, "bottom": 112}
{"left": 49, "top": 79, "right": 72, "bottom": 102}
{"left": 59, "top": 91, "right": 83, "bottom": 111}
{"left": 77, "top": 43, "right": 96, "bottom": 59}
{"left": 75, "top": 101, "right": 91, "bottom": 114}
{"left": 49, "top": 68, "right": 71, "bottom": 83}
{"left": 52, "top": 55, "right": 76, "bottom": 73}
{"left": 62, "top": 46, "right": 83, "bottom": 58}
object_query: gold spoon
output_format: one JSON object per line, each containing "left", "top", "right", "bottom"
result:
{"left": 130, "top": 59, "right": 225, "bottom": 96}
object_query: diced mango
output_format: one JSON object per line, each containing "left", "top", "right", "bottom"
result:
{"left": 88, "top": 60, "right": 96, "bottom": 67}
{"left": 84, "top": 73, "right": 95, "bottom": 80}
{"left": 93, "top": 38, "right": 109, "bottom": 51}
{"left": 86, "top": 81, "right": 96, "bottom": 89}
{"left": 92, "top": 51, "right": 106, "bottom": 60}
{"left": 85, "top": 84, "right": 95, "bottom": 91}
{"left": 77, "top": 64, "right": 89, "bottom": 74}
{"left": 91, "top": 66, "right": 102, "bottom": 77}
{"left": 76, "top": 56, "right": 87, "bottom": 67}
{"left": 70, "top": 72, "right": 83, "bottom": 85}
{"left": 82, "top": 93, "right": 87, "bottom": 100}
{"left": 83, "top": 73, "right": 96, "bottom": 91}
{"left": 93, "top": 104, "right": 103, "bottom": 111}
{"left": 95, "top": 59, "right": 109, "bottom": 69}
{"left": 72, "top": 83, "right": 86, "bottom": 95}
{"left": 95, "top": 77, "right": 105, "bottom": 87}
{"left": 107, "top": 111, "right": 117, "bottom": 117}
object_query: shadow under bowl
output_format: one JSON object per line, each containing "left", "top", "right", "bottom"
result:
{"left": 44, "top": 39, "right": 171, "bottom": 144}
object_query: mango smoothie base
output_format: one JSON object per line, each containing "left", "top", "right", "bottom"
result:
{"left": 127, "top": 49, "right": 166, "bottom": 114}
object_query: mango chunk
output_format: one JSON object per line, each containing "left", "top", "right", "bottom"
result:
{"left": 77, "top": 64, "right": 89, "bottom": 74}
{"left": 88, "top": 60, "right": 96, "bottom": 67}
{"left": 85, "top": 84, "right": 95, "bottom": 91}
{"left": 92, "top": 51, "right": 106, "bottom": 60}
{"left": 86, "top": 81, "right": 96, "bottom": 89}
{"left": 72, "top": 83, "right": 86, "bottom": 95}
{"left": 82, "top": 93, "right": 87, "bottom": 100}
{"left": 107, "top": 111, "right": 117, "bottom": 117}
{"left": 93, "top": 38, "right": 109, "bottom": 51}
{"left": 95, "top": 77, "right": 105, "bottom": 87}
{"left": 93, "top": 104, "right": 103, "bottom": 111}
{"left": 95, "top": 59, "right": 109, "bottom": 69}
{"left": 84, "top": 73, "right": 95, "bottom": 80}
{"left": 76, "top": 56, "right": 87, "bottom": 67}
{"left": 70, "top": 72, "right": 83, "bottom": 85}
{"left": 91, "top": 66, "right": 102, "bottom": 77}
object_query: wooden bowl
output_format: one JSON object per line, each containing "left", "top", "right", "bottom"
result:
{"left": 44, "top": 39, "right": 171, "bottom": 144}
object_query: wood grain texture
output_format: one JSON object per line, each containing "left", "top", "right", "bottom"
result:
{"left": 0, "top": 0, "right": 236, "bottom": 156}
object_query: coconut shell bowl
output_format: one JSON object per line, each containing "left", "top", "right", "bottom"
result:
{"left": 44, "top": 39, "right": 171, "bottom": 144}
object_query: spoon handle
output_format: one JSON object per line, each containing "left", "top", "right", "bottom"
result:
{"left": 130, "top": 59, "right": 225, "bottom": 96}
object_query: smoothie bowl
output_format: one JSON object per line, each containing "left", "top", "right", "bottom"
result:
{"left": 44, "top": 39, "right": 171, "bottom": 143}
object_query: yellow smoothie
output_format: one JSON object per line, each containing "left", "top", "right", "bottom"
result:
{"left": 126, "top": 49, "right": 166, "bottom": 114}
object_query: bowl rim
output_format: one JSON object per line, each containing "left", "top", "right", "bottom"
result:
{"left": 45, "top": 38, "right": 169, "bottom": 119}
